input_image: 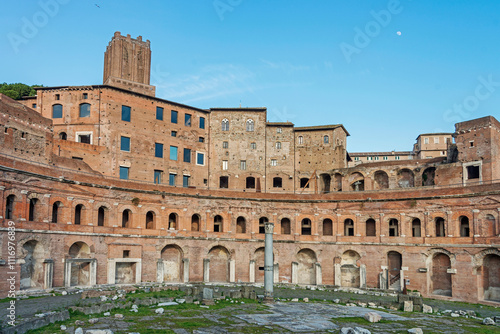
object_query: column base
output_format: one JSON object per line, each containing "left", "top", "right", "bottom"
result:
{"left": 262, "top": 297, "right": 275, "bottom": 304}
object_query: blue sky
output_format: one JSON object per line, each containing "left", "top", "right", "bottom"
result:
{"left": 1, "top": 0, "right": 499, "bottom": 152}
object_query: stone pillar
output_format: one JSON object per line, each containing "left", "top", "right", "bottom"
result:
{"left": 264, "top": 222, "right": 274, "bottom": 302}
{"left": 380, "top": 266, "right": 388, "bottom": 289}
{"left": 182, "top": 258, "right": 189, "bottom": 283}
{"left": 107, "top": 259, "right": 116, "bottom": 284}
{"left": 63, "top": 259, "right": 71, "bottom": 287}
{"left": 203, "top": 259, "right": 210, "bottom": 283}
{"left": 400, "top": 269, "right": 405, "bottom": 291}
{"left": 424, "top": 212, "right": 430, "bottom": 237}
{"left": 43, "top": 259, "right": 53, "bottom": 289}
{"left": 291, "top": 261, "right": 298, "bottom": 284}
{"left": 157, "top": 259, "right": 164, "bottom": 283}
{"left": 355, "top": 213, "right": 361, "bottom": 237}
{"left": 315, "top": 262, "right": 322, "bottom": 285}
{"left": 135, "top": 259, "right": 142, "bottom": 283}
{"left": 472, "top": 209, "right": 480, "bottom": 237}
{"left": 360, "top": 264, "right": 366, "bottom": 288}
{"left": 90, "top": 259, "right": 97, "bottom": 286}
{"left": 334, "top": 263, "right": 341, "bottom": 286}
{"left": 229, "top": 259, "right": 236, "bottom": 283}
{"left": 446, "top": 211, "right": 453, "bottom": 237}
{"left": 249, "top": 260, "right": 256, "bottom": 283}
{"left": 400, "top": 213, "right": 406, "bottom": 237}
{"left": 274, "top": 263, "right": 279, "bottom": 283}
{"left": 336, "top": 213, "right": 342, "bottom": 236}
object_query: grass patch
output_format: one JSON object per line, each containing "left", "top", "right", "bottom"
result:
{"left": 333, "top": 316, "right": 392, "bottom": 324}
{"left": 171, "top": 318, "right": 216, "bottom": 328}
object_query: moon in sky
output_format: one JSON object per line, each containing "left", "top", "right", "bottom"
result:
{"left": 397, "top": 31, "right": 402, "bottom": 36}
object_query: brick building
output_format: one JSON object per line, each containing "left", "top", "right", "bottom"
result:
{"left": 0, "top": 32, "right": 499, "bottom": 304}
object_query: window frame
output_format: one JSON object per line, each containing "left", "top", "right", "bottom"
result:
{"left": 155, "top": 143, "right": 164, "bottom": 158}
{"left": 52, "top": 104, "right": 63, "bottom": 118}
{"left": 120, "top": 136, "right": 130, "bottom": 152}
{"left": 156, "top": 106, "right": 164, "bottom": 121}
{"left": 121, "top": 105, "right": 131, "bottom": 122}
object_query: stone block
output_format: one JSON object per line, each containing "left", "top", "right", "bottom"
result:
{"left": 230, "top": 291, "right": 242, "bottom": 299}
{"left": 403, "top": 300, "right": 413, "bottom": 312}
{"left": 203, "top": 288, "right": 213, "bottom": 300}
{"left": 407, "top": 329, "right": 423, "bottom": 334}
{"left": 422, "top": 304, "right": 432, "bottom": 313}
{"left": 363, "top": 312, "right": 381, "bottom": 323}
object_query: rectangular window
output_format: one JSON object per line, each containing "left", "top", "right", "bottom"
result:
{"left": 383, "top": 156, "right": 388, "bottom": 160}
{"left": 240, "top": 160, "right": 246, "bottom": 170}
{"left": 119, "top": 166, "right": 129, "bottom": 180}
{"left": 354, "top": 157, "right": 359, "bottom": 161}
{"left": 171, "top": 131, "right": 177, "bottom": 137}
{"left": 121, "top": 105, "right": 131, "bottom": 122}
{"left": 183, "top": 175, "right": 190, "bottom": 188}
{"left": 156, "top": 107, "right": 164, "bottom": 120}
{"left": 199, "top": 137, "right": 205, "bottom": 143}
{"left": 170, "top": 146, "right": 178, "bottom": 160}
{"left": 424, "top": 137, "right": 429, "bottom": 144}
{"left": 222, "top": 141, "right": 229, "bottom": 149}
{"left": 250, "top": 142, "right": 256, "bottom": 149}
{"left": 155, "top": 143, "right": 164, "bottom": 158}
{"left": 32, "top": 103, "right": 36, "bottom": 108}
{"left": 184, "top": 148, "right": 191, "bottom": 163}
{"left": 395, "top": 156, "right": 400, "bottom": 160}
{"left": 271, "top": 159, "right": 277, "bottom": 166}
{"left": 55, "top": 94, "right": 60, "bottom": 100}
{"left": 367, "top": 157, "right": 372, "bottom": 161}
{"left": 78, "top": 134, "right": 91, "bottom": 144}
{"left": 169, "top": 173, "right": 176, "bottom": 186}
{"left": 434, "top": 137, "right": 439, "bottom": 144}
{"left": 185, "top": 114, "right": 192, "bottom": 126}
{"left": 83, "top": 93, "right": 88, "bottom": 99}
{"left": 199, "top": 117, "right": 205, "bottom": 129}
{"left": 154, "top": 170, "right": 162, "bottom": 184}
{"left": 196, "top": 152, "right": 205, "bottom": 166}
{"left": 52, "top": 104, "right": 62, "bottom": 118}
{"left": 120, "top": 136, "right": 130, "bottom": 151}
{"left": 222, "top": 160, "right": 228, "bottom": 170}
{"left": 171, "top": 110, "right": 178, "bottom": 123}
{"left": 374, "top": 156, "right": 379, "bottom": 161}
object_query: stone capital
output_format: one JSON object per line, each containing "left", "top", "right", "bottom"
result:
{"left": 264, "top": 222, "right": 275, "bottom": 234}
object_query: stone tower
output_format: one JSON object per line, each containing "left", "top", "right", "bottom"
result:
{"left": 103, "top": 31, "right": 155, "bottom": 96}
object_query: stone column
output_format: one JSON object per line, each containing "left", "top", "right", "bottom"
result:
{"left": 157, "top": 259, "right": 164, "bottom": 283}
{"left": 203, "top": 259, "right": 210, "bottom": 283}
{"left": 249, "top": 260, "right": 256, "bottom": 283}
{"left": 43, "top": 259, "right": 54, "bottom": 289}
{"left": 264, "top": 222, "right": 274, "bottom": 303}
{"left": 334, "top": 263, "right": 341, "bottom": 286}
{"left": 472, "top": 209, "right": 480, "bottom": 237}
{"left": 360, "top": 264, "right": 366, "bottom": 288}
{"left": 90, "top": 259, "right": 97, "bottom": 286}
{"left": 273, "top": 263, "right": 279, "bottom": 283}
{"left": 182, "top": 258, "right": 189, "bottom": 283}
{"left": 292, "top": 262, "right": 298, "bottom": 284}
{"left": 63, "top": 259, "right": 71, "bottom": 287}
{"left": 229, "top": 259, "right": 236, "bottom": 283}
{"left": 400, "top": 213, "right": 406, "bottom": 237}
{"left": 135, "top": 259, "right": 142, "bottom": 283}
{"left": 446, "top": 211, "right": 453, "bottom": 237}
{"left": 107, "top": 259, "right": 116, "bottom": 284}
{"left": 315, "top": 262, "right": 322, "bottom": 285}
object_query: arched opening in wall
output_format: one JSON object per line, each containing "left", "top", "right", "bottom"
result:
{"left": 214, "top": 215, "right": 223, "bottom": 232}
{"left": 29, "top": 198, "right": 41, "bottom": 222}
{"left": 59, "top": 132, "right": 67, "bottom": 140}
{"left": 74, "top": 204, "right": 84, "bottom": 225}
{"left": 323, "top": 219, "right": 333, "bottom": 236}
{"left": 236, "top": 216, "right": 246, "bottom": 233}
{"left": 344, "top": 219, "right": 354, "bottom": 236}
{"left": 254, "top": 247, "right": 265, "bottom": 283}
{"left": 52, "top": 201, "right": 62, "bottom": 223}
{"left": 68, "top": 242, "right": 91, "bottom": 286}
{"left": 168, "top": 213, "right": 177, "bottom": 230}
{"left": 246, "top": 177, "right": 255, "bottom": 189}
{"left": 259, "top": 217, "right": 268, "bottom": 234}
{"left": 20, "top": 240, "right": 45, "bottom": 290}
{"left": 366, "top": 219, "right": 376, "bottom": 236}
{"left": 482, "top": 254, "right": 500, "bottom": 302}
{"left": 459, "top": 216, "right": 470, "bottom": 237}
{"left": 374, "top": 171, "right": 389, "bottom": 190}
{"left": 333, "top": 173, "right": 342, "bottom": 191}
{"left": 389, "top": 219, "right": 399, "bottom": 237}
{"left": 412, "top": 218, "right": 421, "bottom": 237}
{"left": 422, "top": 167, "right": 436, "bottom": 186}
{"left": 300, "top": 178, "right": 310, "bottom": 189}
{"left": 431, "top": 253, "right": 452, "bottom": 296}
{"left": 146, "top": 211, "right": 155, "bottom": 229}
{"left": 435, "top": 217, "right": 445, "bottom": 237}
{"left": 340, "top": 250, "right": 360, "bottom": 288}
{"left": 350, "top": 172, "right": 364, "bottom": 191}
{"left": 297, "top": 249, "right": 317, "bottom": 285}
{"left": 301, "top": 218, "right": 312, "bottom": 235}
{"left": 97, "top": 206, "right": 107, "bottom": 226}
{"left": 281, "top": 218, "right": 291, "bottom": 234}
{"left": 208, "top": 246, "right": 230, "bottom": 282}
{"left": 5, "top": 194, "right": 15, "bottom": 219}
{"left": 161, "top": 245, "right": 183, "bottom": 282}
{"left": 191, "top": 214, "right": 200, "bottom": 231}
{"left": 122, "top": 209, "right": 132, "bottom": 228}
{"left": 79, "top": 103, "right": 91, "bottom": 117}
{"left": 397, "top": 169, "right": 414, "bottom": 188}
{"left": 320, "top": 173, "right": 331, "bottom": 193}
{"left": 387, "top": 251, "right": 402, "bottom": 291}
{"left": 484, "top": 214, "right": 496, "bottom": 237}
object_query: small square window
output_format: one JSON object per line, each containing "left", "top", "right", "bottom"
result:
{"left": 434, "top": 137, "right": 439, "bottom": 144}
{"left": 121, "top": 105, "right": 131, "bottom": 122}
{"left": 250, "top": 142, "right": 256, "bottom": 149}
{"left": 424, "top": 138, "right": 429, "bottom": 144}
{"left": 156, "top": 107, "right": 164, "bottom": 120}
{"left": 123, "top": 250, "right": 130, "bottom": 258}
{"left": 155, "top": 143, "right": 164, "bottom": 158}
{"left": 199, "top": 117, "right": 205, "bottom": 129}
{"left": 199, "top": 137, "right": 205, "bottom": 143}
{"left": 55, "top": 94, "right": 60, "bottom": 100}
{"left": 78, "top": 134, "right": 91, "bottom": 144}
{"left": 196, "top": 152, "right": 205, "bottom": 166}
{"left": 171, "top": 110, "right": 178, "bottom": 123}
{"left": 32, "top": 103, "right": 36, "bottom": 108}
{"left": 184, "top": 148, "right": 192, "bottom": 163}
{"left": 169, "top": 173, "right": 176, "bottom": 186}
{"left": 119, "top": 166, "right": 129, "bottom": 180}
{"left": 277, "top": 128, "right": 282, "bottom": 133}
{"left": 185, "top": 114, "right": 192, "bottom": 127}
{"left": 170, "top": 146, "right": 178, "bottom": 160}
{"left": 83, "top": 93, "right": 88, "bottom": 99}
{"left": 395, "top": 156, "right": 400, "bottom": 160}
{"left": 271, "top": 159, "right": 277, "bottom": 166}
{"left": 240, "top": 160, "right": 246, "bottom": 170}
{"left": 469, "top": 141, "right": 474, "bottom": 147}
{"left": 171, "top": 131, "right": 177, "bottom": 137}
{"left": 222, "top": 141, "right": 229, "bottom": 149}
{"left": 120, "top": 136, "right": 130, "bottom": 151}
{"left": 383, "top": 156, "right": 388, "bottom": 160}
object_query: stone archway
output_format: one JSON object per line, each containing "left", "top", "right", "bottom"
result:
{"left": 208, "top": 246, "right": 230, "bottom": 282}
{"left": 340, "top": 250, "right": 361, "bottom": 288}
{"left": 296, "top": 249, "right": 317, "bottom": 285}
{"left": 160, "top": 245, "right": 183, "bottom": 282}
{"left": 66, "top": 242, "right": 93, "bottom": 287}
{"left": 20, "top": 240, "right": 45, "bottom": 290}
{"left": 431, "top": 253, "right": 452, "bottom": 296}
{"left": 483, "top": 254, "right": 500, "bottom": 302}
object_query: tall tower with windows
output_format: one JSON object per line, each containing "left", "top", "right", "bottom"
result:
{"left": 103, "top": 31, "right": 155, "bottom": 96}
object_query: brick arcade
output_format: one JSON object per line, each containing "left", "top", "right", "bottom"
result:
{"left": 0, "top": 32, "right": 499, "bottom": 304}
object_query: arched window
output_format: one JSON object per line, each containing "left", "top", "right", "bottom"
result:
{"left": 168, "top": 213, "right": 177, "bottom": 229}
{"left": 323, "top": 219, "right": 333, "bottom": 236}
{"left": 146, "top": 211, "right": 155, "bottom": 229}
{"left": 79, "top": 103, "right": 91, "bottom": 117}
{"left": 246, "top": 119, "right": 254, "bottom": 132}
{"left": 191, "top": 214, "right": 200, "bottom": 231}
{"left": 281, "top": 218, "right": 291, "bottom": 234}
{"left": 5, "top": 195, "right": 15, "bottom": 220}
{"left": 412, "top": 218, "right": 421, "bottom": 237}
{"left": 459, "top": 216, "right": 470, "bottom": 237}
{"left": 389, "top": 218, "right": 399, "bottom": 237}
{"left": 236, "top": 216, "right": 246, "bottom": 233}
{"left": 59, "top": 132, "right": 67, "bottom": 140}
{"left": 52, "top": 104, "right": 63, "bottom": 118}
{"left": 301, "top": 218, "right": 312, "bottom": 235}
{"left": 324, "top": 135, "right": 329, "bottom": 144}
{"left": 435, "top": 217, "right": 445, "bottom": 237}
{"left": 29, "top": 198, "right": 39, "bottom": 222}
{"left": 221, "top": 118, "right": 229, "bottom": 131}
{"left": 366, "top": 218, "right": 376, "bottom": 236}
{"left": 122, "top": 209, "right": 132, "bottom": 228}
{"left": 214, "top": 215, "right": 223, "bottom": 232}
{"left": 52, "top": 201, "right": 61, "bottom": 223}
{"left": 344, "top": 219, "right": 354, "bottom": 236}
{"left": 97, "top": 206, "right": 106, "bottom": 226}
{"left": 276, "top": 142, "right": 281, "bottom": 149}
{"left": 298, "top": 136, "right": 303, "bottom": 144}
{"left": 259, "top": 217, "right": 268, "bottom": 234}
{"left": 74, "top": 204, "right": 84, "bottom": 225}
